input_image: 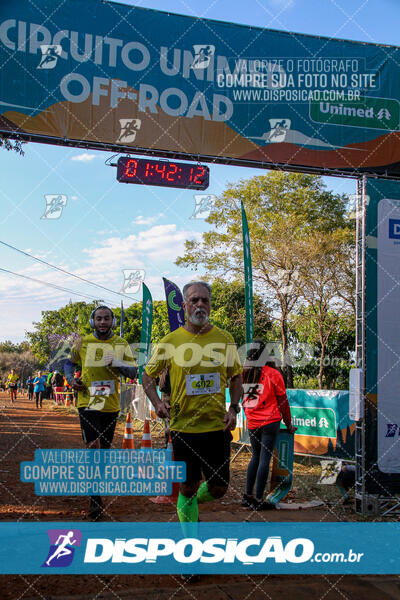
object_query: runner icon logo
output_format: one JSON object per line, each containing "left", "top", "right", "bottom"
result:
{"left": 267, "top": 119, "right": 291, "bottom": 143}
{"left": 385, "top": 423, "right": 398, "bottom": 437}
{"left": 121, "top": 269, "right": 145, "bottom": 294}
{"left": 41, "top": 194, "right": 67, "bottom": 220}
{"left": 190, "top": 194, "right": 216, "bottom": 219}
{"left": 242, "top": 383, "right": 263, "bottom": 408}
{"left": 191, "top": 45, "right": 215, "bottom": 70}
{"left": 117, "top": 119, "right": 142, "bottom": 143}
{"left": 42, "top": 529, "right": 82, "bottom": 567}
{"left": 37, "top": 45, "right": 62, "bottom": 69}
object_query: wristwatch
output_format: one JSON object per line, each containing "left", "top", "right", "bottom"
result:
{"left": 229, "top": 403, "right": 240, "bottom": 414}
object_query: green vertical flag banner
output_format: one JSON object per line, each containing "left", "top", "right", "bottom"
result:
{"left": 119, "top": 300, "right": 124, "bottom": 406}
{"left": 139, "top": 283, "right": 153, "bottom": 384}
{"left": 241, "top": 202, "right": 254, "bottom": 344}
{"left": 120, "top": 300, "right": 124, "bottom": 337}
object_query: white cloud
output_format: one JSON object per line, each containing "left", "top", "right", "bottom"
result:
{"left": 0, "top": 224, "right": 202, "bottom": 337}
{"left": 71, "top": 153, "right": 97, "bottom": 162}
{"left": 83, "top": 223, "right": 200, "bottom": 269}
{"left": 132, "top": 213, "right": 164, "bottom": 226}
{"left": 97, "top": 228, "right": 118, "bottom": 235}
{"left": 135, "top": 224, "right": 199, "bottom": 261}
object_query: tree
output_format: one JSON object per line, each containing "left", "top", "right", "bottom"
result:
{"left": 0, "top": 349, "right": 40, "bottom": 383}
{"left": 207, "top": 278, "right": 273, "bottom": 348}
{"left": 151, "top": 301, "right": 172, "bottom": 342}
{"left": 26, "top": 300, "right": 99, "bottom": 364}
{"left": 115, "top": 302, "right": 142, "bottom": 346}
{"left": 322, "top": 314, "right": 355, "bottom": 390}
{"left": 295, "top": 229, "right": 355, "bottom": 388}
{"left": 176, "top": 172, "right": 349, "bottom": 386}
{"left": 327, "top": 223, "right": 356, "bottom": 315}
{"left": 0, "top": 136, "right": 25, "bottom": 155}
{"left": 0, "top": 340, "right": 29, "bottom": 353}
{"left": 293, "top": 307, "right": 354, "bottom": 389}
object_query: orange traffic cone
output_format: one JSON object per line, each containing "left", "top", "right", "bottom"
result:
{"left": 65, "top": 394, "right": 70, "bottom": 407}
{"left": 141, "top": 419, "right": 152, "bottom": 449}
{"left": 122, "top": 412, "right": 135, "bottom": 449}
{"left": 122, "top": 412, "right": 135, "bottom": 450}
{"left": 150, "top": 434, "right": 180, "bottom": 504}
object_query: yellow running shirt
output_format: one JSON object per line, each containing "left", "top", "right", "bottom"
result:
{"left": 145, "top": 326, "right": 242, "bottom": 433}
{"left": 71, "top": 333, "right": 134, "bottom": 412}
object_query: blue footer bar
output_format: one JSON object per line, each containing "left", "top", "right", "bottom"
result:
{"left": 0, "top": 522, "right": 398, "bottom": 574}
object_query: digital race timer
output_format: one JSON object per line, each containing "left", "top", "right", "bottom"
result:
{"left": 117, "top": 157, "right": 209, "bottom": 190}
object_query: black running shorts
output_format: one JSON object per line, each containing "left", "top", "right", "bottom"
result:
{"left": 78, "top": 408, "right": 119, "bottom": 448}
{"left": 171, "top": 429, "right": 232, "bottom": 487}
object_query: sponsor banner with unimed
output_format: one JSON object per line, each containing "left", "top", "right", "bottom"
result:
{"left": 229, "top": 389, "right": 354, "bottom": 459}
{"left": 1, "top": 0, "right": 400, "bottom": 175}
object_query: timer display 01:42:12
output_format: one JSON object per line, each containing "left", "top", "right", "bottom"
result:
{"left": 117, "top": 157, "right": 209, "bottom": 190}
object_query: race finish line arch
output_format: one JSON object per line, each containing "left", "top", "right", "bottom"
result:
{"left": 1, "top": 0, "right": 400, "bottom": 515}
{"left": 1, "top": 0, "right": 400, "bottom": 177}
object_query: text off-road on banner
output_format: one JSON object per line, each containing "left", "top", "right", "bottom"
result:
{"left": 1, "top": 0, "right": 400, "bottom": 177}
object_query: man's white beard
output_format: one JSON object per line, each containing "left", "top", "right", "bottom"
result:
{"left": 188, "top": 309, "right": 209, "bottom": 326}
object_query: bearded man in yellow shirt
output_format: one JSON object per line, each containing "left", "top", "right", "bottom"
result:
{"left": 143, "top": 281, "right": 242, "bottom": 535}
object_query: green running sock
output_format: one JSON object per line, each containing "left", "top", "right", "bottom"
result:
{"left": 196, "top": 481, "right": 215, "bottom": 504}
{"left": 177, "top": 492, "right": 199, "bottom": 537}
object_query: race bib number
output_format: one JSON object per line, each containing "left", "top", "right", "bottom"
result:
{"left": 185, "top": 373, "right": 220, "bottom": 395}
{"left": 89, "top": 380, "right": 115, "bottom": 397}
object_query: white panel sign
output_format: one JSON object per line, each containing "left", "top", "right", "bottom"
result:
{"left": 349, "top": 368, "right": 363, "bottom": 421}
{"left": 378, "top": 198, "right": 400, "bottom": 473}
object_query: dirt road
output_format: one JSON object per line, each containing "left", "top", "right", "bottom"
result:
{"left": 0, "top": 393, "right": 396, "bottom": 600}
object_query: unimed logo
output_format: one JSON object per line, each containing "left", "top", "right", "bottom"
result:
{"left": 389, "top": 219, "right": 400, "bottom": 240}
{"left": 310, "top": 96, "right": 399, "bottom": 131}
{"left": 84, "top": 536, "right": 314, "bottom": 564}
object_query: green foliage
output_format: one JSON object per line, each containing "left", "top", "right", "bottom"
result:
{"left": 26, "top": 300, "right": 99, "bottom": 364}
{"left": 152, "top": 301, "right": 171, "bottom": 342}
{"left": 114, "top": 302, "right": 142, "bottom": 344}
{"left": 176, "top": 172, "right": 352, "bottom": 388}
{"left": 0, "top": 136, "right": 25, "bottom": 155}
{"left": 0, "top": 340, "right": 29, "bottom": 353}
{"left": 0, "top": 350, "right": 40, "bottom": 383}
{"left": 208, "top": 278, "right": 272, "bottom": 347}
{"left": 21, "top": 245, "right": 355, "bottom": 389}
{"left": 292, "top": 309, "right": 355, "bottom": 389}
{"left": 176, "top": 172, "right": 348, "bottom": 278}
{"left": 23, "top": 280, "right": 274, "bottom": 367}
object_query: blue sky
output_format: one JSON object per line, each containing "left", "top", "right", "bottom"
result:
{"left": 0, "top": 0, "right": 398, "bottom": 342}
